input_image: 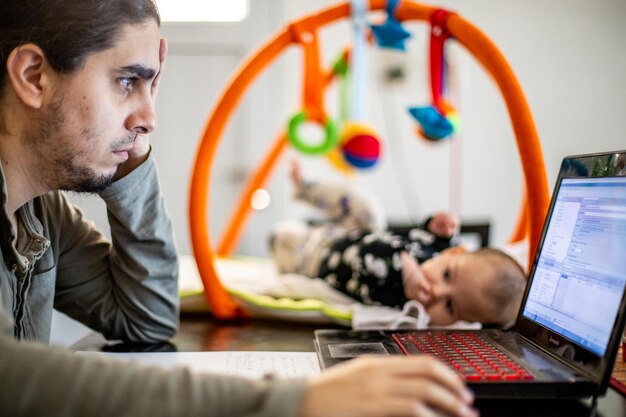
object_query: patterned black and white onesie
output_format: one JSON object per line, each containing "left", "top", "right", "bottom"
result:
{"left": 270, "top": 180, "right": 457, "bottom": 308}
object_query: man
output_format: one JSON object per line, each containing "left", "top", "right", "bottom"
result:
{"left": 0, "top": 1, "right": 477, "bottom": 416}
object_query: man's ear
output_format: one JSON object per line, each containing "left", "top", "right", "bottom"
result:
{"left": 6, "top": 44, "right": 50, "bottom": 109}
{"left": 441, "top": 245, "right": 468, "bottom": 256}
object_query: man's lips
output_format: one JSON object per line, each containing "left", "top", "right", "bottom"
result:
{"left": 113, "top": 149, "right": 130, "bottom": 161}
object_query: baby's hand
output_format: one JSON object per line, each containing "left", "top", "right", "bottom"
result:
{"left": 427, "top": 212, "right": 460, "bottom": 238}
{"left": 400, "top": 252, "right": 431, "bottom": 305}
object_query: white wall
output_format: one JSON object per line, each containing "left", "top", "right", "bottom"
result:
{"left": 71, "top": 0, "right": 626, "bottom": 258}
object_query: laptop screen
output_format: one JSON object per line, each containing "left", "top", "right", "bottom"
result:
{"left": 522, "top": 176, "right": 626, "bottom": 356}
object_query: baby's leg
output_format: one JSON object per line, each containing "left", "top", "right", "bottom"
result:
{"left": 268, "top": 220, "right": 310, "bottom": 274}
{"left": 339, "top": 191, "right": 386, "bottom": 231}
{"left": 297, "top": 181, "right": 384, "bottom": 230}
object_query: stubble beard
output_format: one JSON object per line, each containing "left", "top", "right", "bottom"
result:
{"left": 25, "top": 95, "right": 116, "bottom": 194}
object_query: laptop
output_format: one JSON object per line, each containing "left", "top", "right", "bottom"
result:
{"left": 315, "top": 150, "right": 626, "bottom": 399}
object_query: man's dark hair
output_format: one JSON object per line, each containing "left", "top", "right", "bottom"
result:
{"left": 0, "top": 0, "right": 160, "bottom": 94}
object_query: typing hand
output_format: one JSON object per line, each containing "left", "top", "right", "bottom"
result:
{"left": 401, "top": 252, "right": 431, "bottom": 306}
{"left": 299, "top": 356, "right": 477, "bottom": 417}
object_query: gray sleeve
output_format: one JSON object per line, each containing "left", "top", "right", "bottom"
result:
{"left": 54, "top": 155, "right": 178, "bottom": 342}
{"left": 0, "top": 307, "right": 307, "bottom": 417}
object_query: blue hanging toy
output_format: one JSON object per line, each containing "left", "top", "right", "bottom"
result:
{"left": 370, "top": 0, "right": 412, "bottom": 51}
{"left": 408, "top": 9, "right": 460, "bottom": 141}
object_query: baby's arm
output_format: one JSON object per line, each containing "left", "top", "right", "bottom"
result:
{"left": 400, "top": 252, "right": 432, "bottom": 305}
{"left": 424, "top": 212, "right": 461, "bottom": 239}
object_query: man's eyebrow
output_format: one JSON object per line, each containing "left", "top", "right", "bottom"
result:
{"left": 119, "top": 64, "right": 157, "bottom": 80}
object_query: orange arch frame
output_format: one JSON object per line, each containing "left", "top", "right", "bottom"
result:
{"left": 189, "top": 0, "right": 550, "bottom": 319}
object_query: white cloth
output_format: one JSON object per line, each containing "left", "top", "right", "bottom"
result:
{"left": 351, "top": 300, "right": 431, "bottom": 330}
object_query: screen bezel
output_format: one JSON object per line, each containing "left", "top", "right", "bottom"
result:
{"left": 515, "top": 150, "right": 626, "bottom": 388}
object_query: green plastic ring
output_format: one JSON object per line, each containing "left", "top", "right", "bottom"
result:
{"left": 287, "top": 111, "right": 339, "bottom": 155}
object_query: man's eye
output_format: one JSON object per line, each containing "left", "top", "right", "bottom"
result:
{"left": 446, "top": 297, "right": 454, "bottom": 315}
{"left": 119, "top": 77, "right": 136, "bottom": 91}
{"left": 443, "top": 268, "right": 450, "bottom": 283}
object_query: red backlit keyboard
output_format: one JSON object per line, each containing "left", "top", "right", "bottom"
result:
{"left": 392, "top": 331, "right": 535, "bottom": 382}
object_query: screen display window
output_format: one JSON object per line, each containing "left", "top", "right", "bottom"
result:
{"left": 523, "top": 177, "right": 626, "bottom": 356}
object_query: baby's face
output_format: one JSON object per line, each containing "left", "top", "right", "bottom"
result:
{"left": 420, "top": 252, "right": 499, "bottom": 326}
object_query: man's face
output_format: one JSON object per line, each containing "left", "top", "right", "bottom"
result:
{"left": 24, "top": 20, "right": 161, "bottom": 193}
{"left": 420, "top": 252, "right": 499, "bottom": 326}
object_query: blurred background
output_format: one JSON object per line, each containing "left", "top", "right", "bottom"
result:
{"left": 69, "top": 0, "right": 626, "bottom": 258}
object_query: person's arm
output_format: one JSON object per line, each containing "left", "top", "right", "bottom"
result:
{"left": 52, "top": 155, "right": 178, "bottom": 342}
{"left": 401, "top": 252, "right": 432, "bottom": 306}
{"left": 0, "top": 306, "right": 306, "bottom": 417}
{"left": 0, "top": 305, "right": 475, "bottom": 417}
{"left": 401, "top": 212, "right": 460, "bottom": 256}
{"left": 423, "top": 212, "right": 460, "bottom": 239}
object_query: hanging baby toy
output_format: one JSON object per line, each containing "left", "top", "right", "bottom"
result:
{"left": 286, "top": 25, "right": 339, "bottom": 157}
{"left": 408, "top": 9, "right": 460, "bottom": 141}
{"left": 370, "top": 0, "right": 412, "bottom": 51}
{"left": 324, "top": 50, "right": 355, "bottom": 174}
{"left": 337, "top": 0, "right": 381, "bottom": 170}
{"left": 286, "top": 0, "right": 382, "bottom": 172}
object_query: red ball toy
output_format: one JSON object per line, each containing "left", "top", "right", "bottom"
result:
{"left": 340, "top": 123, "right": 381, "bottom": 169}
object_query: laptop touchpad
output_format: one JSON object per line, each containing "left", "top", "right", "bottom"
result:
{"left": 328, "top": 343, "right": 389, "bottom": 358}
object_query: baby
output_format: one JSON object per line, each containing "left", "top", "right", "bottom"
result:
{"left": 269, "top": 162, "right": 527, "bottom": 328}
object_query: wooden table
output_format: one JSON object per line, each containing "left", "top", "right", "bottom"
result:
{"left": 174, "top": 315, "right": 626, "bottom": 382}
{"left": 613, "top": 345, "right": 626, "bottom": 388}
{"left": 75, "top": 314, "right": 626, "bottom": 416}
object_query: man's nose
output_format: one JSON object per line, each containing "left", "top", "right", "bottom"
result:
{"left": 126, "top": 95, "right": 156, "bottom": 134}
